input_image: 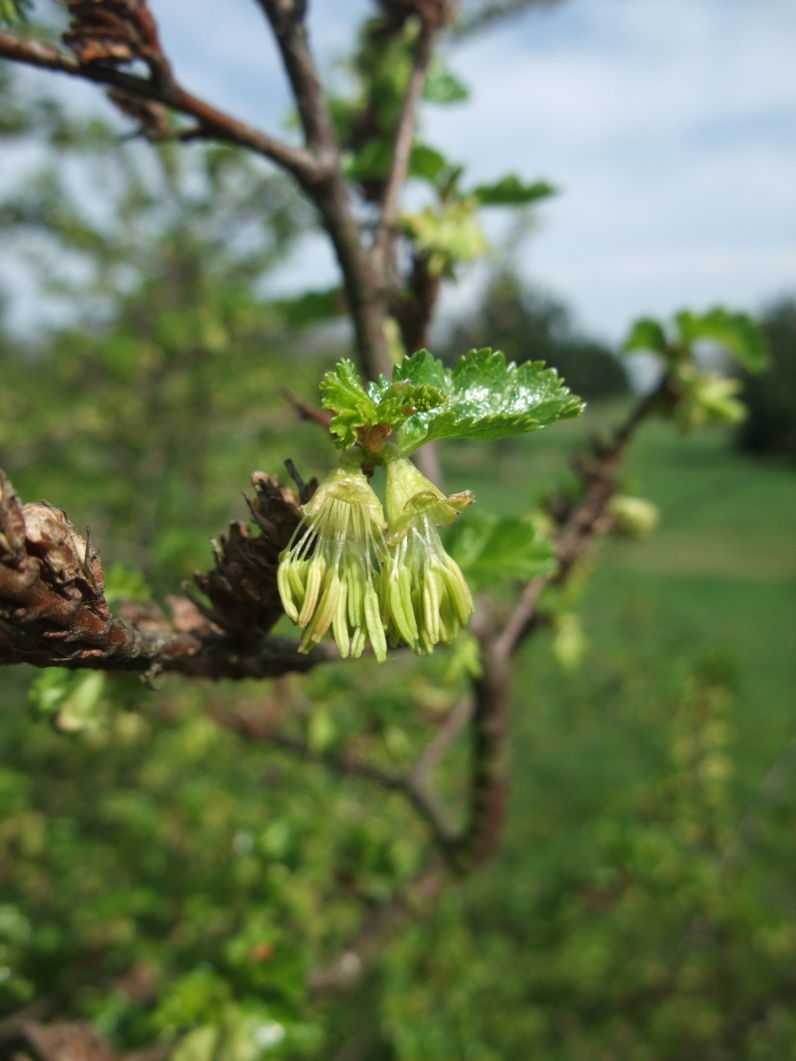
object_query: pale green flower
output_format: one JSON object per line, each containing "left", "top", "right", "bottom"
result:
{"left": 381, "top": 458, "right": 474, "bottom": 655}
{"left": 278, "top": 466, "right": 387, "bottom": 661}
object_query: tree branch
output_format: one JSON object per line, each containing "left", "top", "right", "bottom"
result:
{"left": 308, "top": 854, "right": 450, "bottom": 991}
{"left": 0, "top": 30, "right": 317, "bottom": 178}
{"left": 252, "top": 2, "right": 392, "bottom": 379}
{"left": 0, "top": 466, "right": 333, "bottom": 679}
{"left": 252, "top": 0, "right": 336, "bottom": 156}
{"left": 210, "top": 697, "right": 458, "bottom": 852}
{"left": 494, "top": 380, "right": 670, "bottom": 659}
{"left": 372, "top": 22, "right": 435, "bottom": 279}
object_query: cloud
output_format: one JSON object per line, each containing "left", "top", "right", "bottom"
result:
{"left": 5, "top": 0, "right": 796, "bottom": 340}
{"left": 425, "top": 0, "right": 796, "bottom": 337}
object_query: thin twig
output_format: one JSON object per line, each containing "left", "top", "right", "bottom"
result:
{"left": 252, "top": 2, "right": 392, "bottom": 379}
{"left": 0, "top": 30, "right": 318, "bottom": 178}
{"left": 308, "top": 854, "right": 450, "bottom": 991}
{"left": 282, "top": 389, "right": 332, "bottom": 428}
{"left": 410, "top": 694, "right": 473, "bottom": 788}
{"left": 495, "top": 382, "right": 668, "bottom": 660}
{"left": 211, "top": 700, "right": 457, "bottom": 850}
{"left": 253, "top": 0, "right": 337, "bottom": 156}
{"left": 372, "top": 23, "right": 435, "bottom": 278}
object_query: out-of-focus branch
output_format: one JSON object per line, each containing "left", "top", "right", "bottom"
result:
{"left": 453, "top": 0, "right": 563, "bottom": 38}
{"left": 410, "top": 694, "right": 473, "bottom": 788}
{"left": 309, "top": 854, "right": 450, "bottom": 991}
{"left": 0, "top": 1016, "right": 171, "bottom": 1061}
{"left": 211, "top": 697, "right": 459, "bottom": 851}
{"left": 253, "top": 0, "right": 392, "bottom": 380}
{"left": 0, "top": 29, "right": 318, "bottom": 178}
{"left": 494, "top": 380, "right": 670, "bottom": 659}
{"left": 282, "top": 388, "right": 332, "bottom": 428}
{"left": 372, "top": 22, "right": 435, "bottom": 278}
{"left": 253, "top": 0, "right": 337, "bottom": 155}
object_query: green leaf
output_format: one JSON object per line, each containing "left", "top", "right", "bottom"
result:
{"left": 0, "top": 0, "right": 31, "bottom": 25}
{"left": 273, "top": 287, "right": 343, "bottom": 327}
{"left": 104, "top": 563, "right": 151, "bottom": 607}
{"left": 409, "top": 143, "right": 448, "bottom": 184}
{"left": 423, "top": 64, "right": 470, "bottom": 105}
{"left": 395, "top": 348, "right": 585, "bottom": 453}
{"left": 344, "top": 138, "right": 392, "bottom": 181}
{"left": 675, "top": 307, "right": 768, "bottom": 372}
{"left": 472, "top": 176, "right": 557, "bottom": 207}
{"left": 623, "top": 317, "right": 669, "bottom": 356}
{"left": 392, "top": 349, "right": 450, "bottom": 391}
{"left": 402, "top": 200, "right": 487, "bottom": 277}
{"left": 28, "top": 670, "right": 107, "bottom": 732}
{"left": 319, "top": 360, "right": 378, "bottom": 449}
{"left": 446, "top": 509, "right": 557, "bottom": 591}
{"left": 369, "top": 378, "right": 447, "bottom": 425}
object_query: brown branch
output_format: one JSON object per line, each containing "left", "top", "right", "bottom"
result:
{"left": 372, "top": 23, "right": 435, "bottom": 279}
{"left": 308, "top": 853, "right": 450, "bottom": 990}
{"left": 494, "top": 381, "right": 669, "bottom": 660}
{"left": 253, "top": 0, "right": 336, "bottom": 156}
{"left": 0, "top": 467, "right": 332, "bottom": 679}
{"left": 455, "top": 646, "right": 511, "bottom": 870}
{"left": 252, "top": 2, "right": 392, "bottom": 379}
{"left": 210, "top": 697, "right": 458, "bottom": 852}
{"left": 281, "top": 388, "right": 332, "bottom": 428}
{"left": 0, "top": 30, "right": 317, "bottom": 178}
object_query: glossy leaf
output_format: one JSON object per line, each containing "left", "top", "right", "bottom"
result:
{"left": 369, "top": 378, "right": 447, "bottom": 425}
{"left": 319, "top": 359, "right": 377, "bottom": 449}
{"left": 395, "top": 348, "right": 585, "bottom": 453}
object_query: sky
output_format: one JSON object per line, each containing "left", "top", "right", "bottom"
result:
{"left": 3, "top": 0, "right": 796, "bottom": 344}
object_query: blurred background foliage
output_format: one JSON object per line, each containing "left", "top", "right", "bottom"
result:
{"left": 1, "top": 56, "right": 796, "bottom": 1061}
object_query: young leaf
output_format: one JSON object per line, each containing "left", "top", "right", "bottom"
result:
{"left": 344, "top": 137, "right": 392, "bottom": 181}
{"left": 395, "top": 348, "right": 584, "bottom": 453}
{"left": 472, "top": 176, "right": 556, "bottom": 207}
{"left": 401, "top": 200, "right": 487, "bottom": 277}
{"left": 675, "top": 308, "right": 768, "bottom": 372}
{"left": 392, "top": 349, "right": 450, "bottom": 391}
{"left": 320, "top": 360, "right": 378, "bottom": 449}
{"left": 423, "top": 63, "right": 469, "bottom": 105}
{"left": 370, "top": 379, "right": 447, "bottom": 425}
{"left": 446, "top": 509, "right": 557, "bottom": 591}
{"left": 623, "top": 317, "right": 669, "bottom": 356}
{"left": 409, "top": 143, "right": 448, "bottom": 184}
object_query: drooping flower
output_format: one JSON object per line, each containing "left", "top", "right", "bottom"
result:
{"left": 381, "top": 458, "right": 474, "bottom": 655}
{"left": 277, "top": 466, "right": 388, "bottom": 661}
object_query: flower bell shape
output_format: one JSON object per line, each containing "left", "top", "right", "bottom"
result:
{"left": 381, "top": 458, "right": 475, "bottom": 655}
{"left": 278, "top": 466, "right": 388, "bottom": 661}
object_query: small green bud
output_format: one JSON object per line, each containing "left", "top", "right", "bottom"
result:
{"left": 609, "top": 495, "right": 660, "bottom": 537}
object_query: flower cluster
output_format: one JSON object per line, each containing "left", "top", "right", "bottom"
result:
{"left": 277, "top": 467, "right": 388, "bottom": 661}
{"left": 277, "top": 459, "right": 474, "bottom": 661}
